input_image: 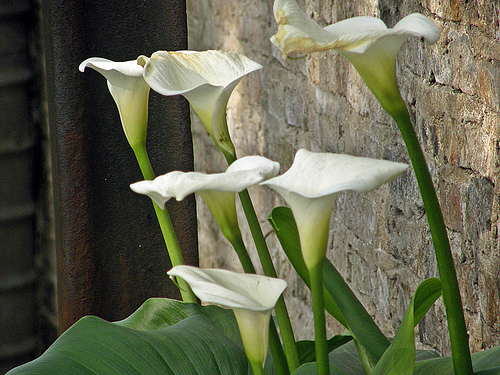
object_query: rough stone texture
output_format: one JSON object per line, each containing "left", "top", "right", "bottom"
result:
{"left": 187, "top": 0, "right": 500, "bottom": 355}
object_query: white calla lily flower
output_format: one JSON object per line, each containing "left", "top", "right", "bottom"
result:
{"left": 130, "top": 156, "right": 279, "bottom": 242}
{"left": 167, "top": 265, "right": 287, "bottom": 372}
{"left": 79, "top": 58, "right": 150, "bottom": 149}
{"left": 262, "top": 149, "right": 408, "bottom": 269}
{"left": 130, "top": 155, "right": 279, "bottom": 208}
{"left": 138, "top": 50, "right": 263, "bottom": 159}
{"left": 271, "top": 0, "right": 440, "bottom": 112}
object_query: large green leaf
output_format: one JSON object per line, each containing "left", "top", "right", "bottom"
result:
{"left": 291, "top": 340, "right": 442, "bottom": 375}
{"left": 8, "top": 298, "right": 248, "bottom": 375}
{"left": 268, "top": 207, "right": 390, "bottom": 362}
{"left": 474, "top": 367, "right": 500, "bottom": 375}
{"left": 117, "top": 297, "right": 242, "bottom": 343}
{"left": 296, "top": 335, "right": 353, "bottom": 364}
{"left": 415, "top": 345, "right": 500, "bottom": 375}
{"left": 291, "top": 362, "right": 347, "bottom": 375}
{"left": 371, "top": 278, "right": 442, "bottom": 375}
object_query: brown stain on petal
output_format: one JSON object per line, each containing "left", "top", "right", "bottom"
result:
{"left": 275, "top": 8, "right": 288, "bottom": 25}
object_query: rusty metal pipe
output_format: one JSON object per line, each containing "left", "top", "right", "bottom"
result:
{"left": 40, "top": 0, "right": 198, "bottom": 333}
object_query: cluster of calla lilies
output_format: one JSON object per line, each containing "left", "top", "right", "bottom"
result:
{"left": 74, "top": 1, "right": 475, "bottom": 375}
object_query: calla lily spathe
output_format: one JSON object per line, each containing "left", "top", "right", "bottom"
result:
{"left": 130, "top": 155, "right": 279, "bottom": 207}
{"left": 130, "top": 156, "right": 279, "bottom": 242}
{"left": 262, "top": 149, "right": 408, "bottom": 268}
{"left": 271, "top": 0, "right": 440, "bottom": 112}
{"left": 79, "top": 58, "right": 150, "bottom": 149}
{"left": 167, "top": 265, "right": 287, "bottom": 372}
{"left": 137, "top": 50, "right": 262, "bottom": 159}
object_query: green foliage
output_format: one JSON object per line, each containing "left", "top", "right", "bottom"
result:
{"left": 9, "top": 224, "right": 500, "bottom": 375}
{"left": 415, "top": 346, "right": 500, "bottom": 375}
{"left": 269, "top": 206, "right": 390, "bottom": 362}
{"left": 8, "top": 299, "right": 248, "bottom": 375}
{"left": 371, "top": 278, "right": 441, "bottom": 375}
{"left": 296, "top": 335, "right": 353, "bottom": 364}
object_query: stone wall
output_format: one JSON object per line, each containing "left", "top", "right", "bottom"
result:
{"left": 187, "top": 0, "right": 500, "bottom": 355}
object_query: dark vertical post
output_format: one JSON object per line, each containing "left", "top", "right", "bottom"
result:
{"left": 0, "top": 0, "right": 38, "bottom": 371}
{"left": 40, "top": 0, "right": 198, "bottom": 333}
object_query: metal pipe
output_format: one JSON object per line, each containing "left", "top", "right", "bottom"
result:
{"left": 40, "top": 0, "right": 198, "bottom": 333}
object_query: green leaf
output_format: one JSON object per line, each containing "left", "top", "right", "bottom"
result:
{"left": 293, "top": 340, "right": 437, "bottom": 375}
{"left": 412, "top": 278, "right": 442, "bottom": 326}
{"left": 8, "top": 298, "right": 248, "bottom": 375}
{"left": 415, "top": 345, "right": 500, "bottom": 374}
{"left": 322, "top": 261, "right": 390, "bottom": 362}
{"left": 327, "top": 340, "right": 367, "bottom": 375}
{"left": 296, "top": 335, "right": 353, "bottom": 364}
{"left": 290, "top": 362, "right": 347, "bottom": 375}
{"left": 371, "top": 278, "right": 442, "bottom": 375}
{"left": 474, "top": 367, "right": 500, "bottom": 375}
{"left": 268, "top": 206, "right": 390, "bottom": 362}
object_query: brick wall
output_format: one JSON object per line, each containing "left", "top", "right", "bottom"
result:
{"left": 187, "top": 0, "right": 500, "bottom": 355}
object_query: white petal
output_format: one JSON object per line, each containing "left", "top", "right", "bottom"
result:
{"left": 393, "top": 13, "right": 440, "bottom": 44}
{"left": 322, "top": 17, "right": 391, "bottom": 54}
{"left": 168, "top": 266, "right": 285, "bottom": 368}
{"left": 262, "top": 149, "right": 408, "bottom": 268}
{"left": 79, "top": 57, "right": 150, "bottom": 148}
{"left": 323, "top": 16, "right": 387, "bottom": 36}
{"left": 130, "top": 156, "right": 280, "bottom": 207}
{"left": 129, "top": 177, "right": 176, "bottom": 208}
{"left": 139, "top": 51, "right": 261, "bottom": 156}
{"left": 167, "top": 266, "right": 287, "bottom": 311}
{"left": 79, "top": 58, "right": 144, "bottom": 79}
{"left": 140, "top": 50, "right": 262, "bottom": 96}
{"left": 262, "top": 149, "right": 408, "bottom": 198}
{"left": 272, "top": 0, "right": 338, "bottom": 54}
{"left": 271, "top": 0, "right": 440, "bottom": 56}
{"left": 226, "top": 155, "right": 280, "bottom": 180}
{"left": 233, "top": 308, "right": 270, "bottom": 365}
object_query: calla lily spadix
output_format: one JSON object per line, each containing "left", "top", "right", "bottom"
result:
{"left": 270, "top": 0, "right": 440, "bottom": 112}
{"left": 137, "top": 50, "right": 263, "bottom": 160}
{"left": 79, "top": 58, "right": 150, "bottom": 149}
{"left": 261, "top": 149, "right": 408, "bottom": 269}
{"left": 167, "top": 265, "right": 287, "bottom": 373}
{"left": 130, "top": 155, "right": 279, "bottom": 244}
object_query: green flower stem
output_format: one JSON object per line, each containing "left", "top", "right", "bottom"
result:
{"left": 228, "top": 235, "right": 257, "bottom": 274}
{"left": 224, "top": 153, "right": 300, "bottom": 373}
{"left": 390, "top": 103, "right": 472, "bottom": 375}
{"left": 309, "top": 259, "right": 330, "bottom": 375}
{"left": 132, "top": 144, "right": 197, "bottom": 304}
{"left": 238, "top": 188, "right": 301, "bottom": 373}
{"left": 269, "top": 320, "right": 290, "bottom": 375}
{"left": 249, "top": 361, "right": 265, "bottom": 375}
{"left": 228, "top": 230, "right": 289, "bottom": 375}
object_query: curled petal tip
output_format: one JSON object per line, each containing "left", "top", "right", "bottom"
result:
{"left": 78, "top": 60, "right": 87, "bottom": 72}
{"left": 137, "top": 55, "right": 149, "bottom": 68}
{"left": 130, "top": 180, "right": 170, "bottom": 209}
{"left": 394, "top": 13, "right": 440, "bottom": 44}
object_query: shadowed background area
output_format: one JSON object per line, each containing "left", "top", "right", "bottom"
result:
{"left": 0, "top": 0, "right": 198, "bottom": 372}
{"left": 41, "top": 0, "right": 198, "bottom": 330}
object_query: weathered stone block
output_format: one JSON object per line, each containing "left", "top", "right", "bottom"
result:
{"left": 188, "top": 0, "right": 500, "bottom": 355}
